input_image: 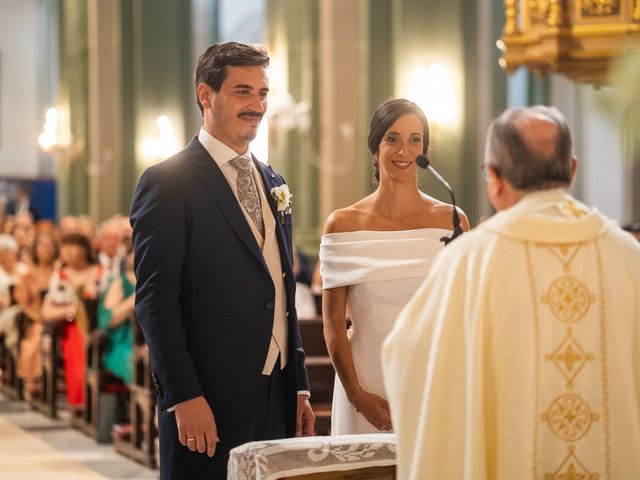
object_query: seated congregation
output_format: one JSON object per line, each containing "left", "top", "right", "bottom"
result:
{"left": 0, "top": 213, "right": 334, "bottom": 473}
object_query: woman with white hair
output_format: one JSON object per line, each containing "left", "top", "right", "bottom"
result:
{"left": 0, "top": 234, "right": 27, "bottom": 309}
{"left": 0, "top": 234, "right": 28, "bottom": 354}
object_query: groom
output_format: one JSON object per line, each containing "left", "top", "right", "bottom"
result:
{"left": 130, "top": 42, "right": 314, "bottom": 479}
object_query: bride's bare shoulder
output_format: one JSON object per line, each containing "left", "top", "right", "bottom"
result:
{"left": 323, "top": 208, "right": 362, "bottom": 235}
{"left": 420, "top": 194, "right": 471, "bottom": 231}
{"left": 323, "top": 198, "right": 373, "bottom": 234}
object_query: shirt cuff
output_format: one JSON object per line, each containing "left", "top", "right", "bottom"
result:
{"left": 297, "top": 390, "right": 311, "bottom": 399}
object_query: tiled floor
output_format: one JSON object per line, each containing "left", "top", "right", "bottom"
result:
{"left": 0, "top": 393, "right": 158, "bottom": 480}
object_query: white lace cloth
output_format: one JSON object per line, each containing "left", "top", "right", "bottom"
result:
{"left": 227, "top": 434, "right": 396, "bottom": 480}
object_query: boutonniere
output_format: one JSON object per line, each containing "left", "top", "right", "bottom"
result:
{"left": 270, "top": 184, "right": 293, "bottom": 223}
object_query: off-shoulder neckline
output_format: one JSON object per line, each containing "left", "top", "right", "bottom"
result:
{"left": 321, "top": 227, "right": 452, "bottom": 240}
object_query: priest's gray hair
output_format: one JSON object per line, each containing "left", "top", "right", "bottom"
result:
{"left": 484, "top": 105, "right": 573, "bottom": 191}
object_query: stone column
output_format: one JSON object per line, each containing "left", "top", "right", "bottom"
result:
{"left": 58, "top": 0, "right": 89, "bottom": 217}
{"left": 318, "top": 0, "right": 370, "bottom": 225}
{"left": 87, "top": 0, "right": 122, "bottom": 222}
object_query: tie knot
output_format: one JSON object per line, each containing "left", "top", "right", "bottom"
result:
{"left": 229, "top": 156, "right": 252, "bottom": 173}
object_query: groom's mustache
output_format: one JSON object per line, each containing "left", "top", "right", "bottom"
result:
{"left": 239, "top": 112, "right": 263, "bottom": 120}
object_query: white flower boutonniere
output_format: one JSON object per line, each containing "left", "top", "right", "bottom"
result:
{"left": 270, "top": 184, "right": 293, "bottom": 223}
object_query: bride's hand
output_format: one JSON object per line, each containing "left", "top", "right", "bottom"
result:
{"left": 351, "top": 388, "right": 392, "bottom": 431}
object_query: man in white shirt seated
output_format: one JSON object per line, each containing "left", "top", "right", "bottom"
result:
{"left": 96, "top": 219, "right": 126, "bottom": 294}
{"left": 0, "top": 234, "right": 27, "bottom": 309}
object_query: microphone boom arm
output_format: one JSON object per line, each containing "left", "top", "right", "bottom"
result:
{"left": 417, "top": 155, "right": 464, "bottom": 245}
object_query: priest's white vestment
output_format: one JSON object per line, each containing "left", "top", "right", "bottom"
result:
{"left": 381, "top": 189, "right": 640, "bottom": 480}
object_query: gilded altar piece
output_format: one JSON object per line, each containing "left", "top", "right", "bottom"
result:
{"left": 499, "top": 0, "right": 640, "bottom": 83}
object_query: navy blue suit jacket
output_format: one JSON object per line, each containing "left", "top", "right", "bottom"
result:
{"left": 130, "top": 137, "right": 309, "bottom": 476}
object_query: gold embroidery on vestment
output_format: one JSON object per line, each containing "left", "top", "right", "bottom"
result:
{"left": 542, "top": 243, "right": 583, "bottom": 273}
{"left": 542, "top": 276, "right": 595, "bottom": 323}
{"left": 545, "top": 446, "right": 598, "bottom": 480}
{"left": 595, "top": 240, "right": 612, "bottom": 477}
{"left": 541, "top": 393, "right": 599, "bottom": 441}
{"left": 530, "top": 240, "right": 610, "bottom": 478}
{"left": 525, "top": 243, "right": 542, "bottom": 478}
{"left": 545, "top": 327, "right": 594, "bottom": 389}
{"left": 563, "top": 199, "right": 590, "bottom": 218}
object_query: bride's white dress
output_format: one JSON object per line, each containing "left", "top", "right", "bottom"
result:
{"left": 319, "top": 228, "right": 449, "bottom": 435}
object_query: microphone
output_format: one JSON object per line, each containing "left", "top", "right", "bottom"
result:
{"left": 416, "top": 154, "right": 464, "bottom": 245}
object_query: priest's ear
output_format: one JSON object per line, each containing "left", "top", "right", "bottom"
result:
{"left": 485, "top": 164, "right": 507, "bottom": 210}
{"left": 568, "top": 157, "right": 578, "bottom": 187}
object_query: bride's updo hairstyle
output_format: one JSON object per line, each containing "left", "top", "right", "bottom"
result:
{"left": 367, "top": 98, "right": 430, "bottom": 182}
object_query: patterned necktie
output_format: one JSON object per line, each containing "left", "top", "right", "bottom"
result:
{"left": 229, "top": 156, "right": 264, "bottom": 237}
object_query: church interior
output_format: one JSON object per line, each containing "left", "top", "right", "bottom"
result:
{"left": 0, "top": 0, "right": 638, "bottom": 479}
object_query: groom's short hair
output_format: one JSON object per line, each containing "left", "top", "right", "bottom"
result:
{"left": 194, "top": 42, "right": 270, "bottom": 114}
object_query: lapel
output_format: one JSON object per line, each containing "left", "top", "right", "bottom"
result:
{"left": 253, "top": 157, "right": 296, "bottom": 287}
{"left": 187, "top": 138, "right": 269, "bottom": 274}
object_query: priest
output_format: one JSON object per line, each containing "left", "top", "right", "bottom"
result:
{"left": 382, "top": 105, "right": 640, "bottom": 479}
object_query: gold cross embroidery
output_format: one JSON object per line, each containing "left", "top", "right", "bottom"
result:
{"left": 564, "top": 199, "right": 588, "bottom": 219}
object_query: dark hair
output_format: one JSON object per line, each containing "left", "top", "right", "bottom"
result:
{"left": 622, "top": 222, "right": 640, "bottom": 233}
{"left": 194, "top": 42, "right": 270, "bottom": 115}
{"left": 60, "top": 233, "right": 95, "bottom": 265}
{"left": 485, "top": 105, "right": 573, "bottom": 191}
{"left": 17, "top": 182, "right": 32, "bottom": 195}
{"left": 31, "top": 231, "right": 59, "bottom": 266}
{"left": 367, "top": 98, "right": 430, "bottom": 182}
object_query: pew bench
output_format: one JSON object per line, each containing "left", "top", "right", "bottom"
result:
{"left": 0, "top": 333, "right": 23, "bottom": 400}
{"left": 72, "top": 328, "right": 129, "bottom": 442}
{"left": 299, "top": 316, "right": 334, "bottom": 436}
{"left": 0, "top": 309, "right": 29, "bottom": 400}
{"left": 29, "top": 320, "right": 64, "bottom": 418}
{"left": 113, "top": 317, "right": 157, "bottom": 468}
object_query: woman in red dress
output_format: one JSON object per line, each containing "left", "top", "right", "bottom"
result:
{"left": 42, "top": 233, "right": 101, "bottom": 413}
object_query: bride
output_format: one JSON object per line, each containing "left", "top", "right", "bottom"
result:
{"left": 320, "top": 98, "right": 469, "bottom": 434}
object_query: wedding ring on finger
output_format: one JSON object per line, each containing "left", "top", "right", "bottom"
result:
{"left": 187, "top": 438, "right": 196, "bottom": 443}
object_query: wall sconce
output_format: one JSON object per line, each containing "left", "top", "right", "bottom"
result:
{"left": 38, "top": 107, "right": 60, "bottom": 150}
{"left": 401, "top": 62, "right": 460, "bottom": 129}
{"left": 38, "top": 106, "right": 80, "bottom": 160}
{"left": 138, "top": 115, "right": 181, "bottom": 168}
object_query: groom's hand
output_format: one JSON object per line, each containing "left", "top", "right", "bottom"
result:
{"left": 175, "top": 395, "right": 219, "bottom": 457}
{"left": 296, "top": 394, "right": 315, "bottom": 437}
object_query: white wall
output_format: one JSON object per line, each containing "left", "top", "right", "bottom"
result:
{"left": 217, "top": 0, "right": 269, "bottom": 162}
{"left": 218, "top": 0, "right": 265, "bottom": 44}
{"left": 0, "top": 0, "right": 40, "bottom": 177}
{"left": 550, "top": 74, "right": 630, "bottom": 223}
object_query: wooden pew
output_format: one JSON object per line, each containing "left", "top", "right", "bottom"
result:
{"left": 299, "top": 315, "right": 334, "bottom": 435}
{"left": 0, "top": 290, "right": 26, "bottom": 399}
{"left": 313, "top": 292, "right": 323, "bottom": 316}
{"left": 113, "top": 315, "right": 157, "bottom": 468}
{"left": 72, "top": 327, "right": 129, "bottom": 442}
{"left": 29, "top": 320, "right": 63, "bottom": 418}
{"left": 71, "top": 297, "right": 132, "bottom": 442}
{"left": 0, "top": 330, "right": 23, "bottom": 400}
{"left": 32, "top": 296, "right": 101, "bottom": 421}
